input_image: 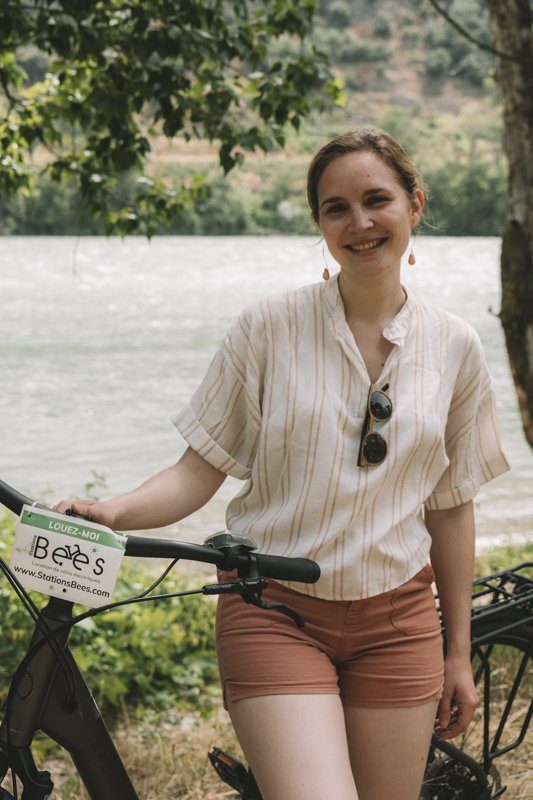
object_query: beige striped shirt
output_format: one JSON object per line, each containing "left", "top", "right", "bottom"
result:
{"left": 174, "top": 276, "right": 510, "bottom": 600}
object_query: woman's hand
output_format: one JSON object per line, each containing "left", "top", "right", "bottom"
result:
{"left": 434, "top": 653, "right": 478, "bottom": 739}
{"left": 53, "top": 499, "right": 116, "bottom": 529}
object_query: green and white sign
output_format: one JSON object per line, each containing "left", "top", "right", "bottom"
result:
{"left": 11, "top": 505, "right": 126, "bottom": 607}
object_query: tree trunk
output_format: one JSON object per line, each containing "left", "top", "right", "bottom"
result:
{"left": 486, "top": 0, "right": 533, "bottom": 448}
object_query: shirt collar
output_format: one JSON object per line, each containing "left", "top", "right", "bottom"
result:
{"left": 322, "top": 272, "right": 415, "bottom": 349}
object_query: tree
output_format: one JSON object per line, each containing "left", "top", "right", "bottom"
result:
{"left": 425, "top": 0, "right": 533, "bottom": 449}
{"left": 0, "top": 0, "right": 343, "bottom": 236}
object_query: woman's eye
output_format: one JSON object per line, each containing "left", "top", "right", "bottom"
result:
{"left": 367, "top": 196, "right": 387, "bottom": 205}
{"left": 326, "top": 204, "right": 345, "bottom": 214}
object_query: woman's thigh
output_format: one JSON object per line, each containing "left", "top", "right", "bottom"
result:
{"left": 344, "top": 701, "right": 439, "bottom": 800}
{"left": 228, "top": 694, "right": 359, "bottom": 800}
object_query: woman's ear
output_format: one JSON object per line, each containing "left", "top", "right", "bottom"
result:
{"left": 410, "top": 188, "right": 425, "bottom": 228}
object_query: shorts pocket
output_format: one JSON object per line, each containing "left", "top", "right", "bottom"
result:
{"left": 216, "top": 583, "right": 289, "bottom": 637}
{"left": 389, "top": 565, "right": 441, "bottom": 637}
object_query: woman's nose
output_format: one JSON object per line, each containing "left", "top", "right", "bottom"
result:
{"left": 347, "top": 205, "right": 374, "bottom": 232}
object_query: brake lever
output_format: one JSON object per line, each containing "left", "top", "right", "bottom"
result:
{"left": 202, "top": 579, "right": 305, "bottom": 628}
{"left": 248, "top": 598, "right": 305, "bottom": 628}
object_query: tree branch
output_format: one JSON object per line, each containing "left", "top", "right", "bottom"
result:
{"left": 424, "top": 0, "right": 526, "bottom": 62}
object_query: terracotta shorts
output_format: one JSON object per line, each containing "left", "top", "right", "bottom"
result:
{"left": 216, "top": 564, "right": 444, "bottom": 709}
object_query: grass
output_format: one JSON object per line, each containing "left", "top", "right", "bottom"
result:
{"left": 22, "top": 687, "right": 533, "bottom": 800}
{"left": 2, "top": 542, "right": 531, "bottom": 799}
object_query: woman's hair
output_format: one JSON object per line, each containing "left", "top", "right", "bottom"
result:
{"left": 306, "top": 127, "right": 428, "bottom": 226}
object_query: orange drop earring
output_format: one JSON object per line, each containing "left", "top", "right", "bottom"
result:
{"left": 408, "top": 236, "right": 416, "bottom": 265}
{"left": 322, "top": 242, "right": 330, "bottom": 280}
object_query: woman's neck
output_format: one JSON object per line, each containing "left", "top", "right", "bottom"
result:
{"left": 337, "top": 269, "right": 406, "bottom": 327}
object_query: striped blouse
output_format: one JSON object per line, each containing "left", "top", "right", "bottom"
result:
{"left": 174, "top": 276, "right": 510, "bottom": 600}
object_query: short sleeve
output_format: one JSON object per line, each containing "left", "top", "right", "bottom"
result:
{"left": 173, "top": 307, "right": 264, "bottom": 480}
{"left": 425, "top": 329, "right": 510, "bottom": 511}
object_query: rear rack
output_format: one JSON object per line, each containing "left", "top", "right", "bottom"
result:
{"left": 432, "top": 562, "right": 532, "bottom": 790}
{"left": 436, "top": 562, "right": 533, "bottom": 642}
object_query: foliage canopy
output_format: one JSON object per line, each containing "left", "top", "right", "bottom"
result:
{"left": 0, "top": 0, "right": 342, "bottom": 235}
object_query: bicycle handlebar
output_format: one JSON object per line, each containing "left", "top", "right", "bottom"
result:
{"left": 0, "top": 478, "right": 320, "bottom": 583}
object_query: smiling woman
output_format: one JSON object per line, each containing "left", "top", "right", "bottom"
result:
{"left": 52, "top": 127, "right": 510, "bottom": 800}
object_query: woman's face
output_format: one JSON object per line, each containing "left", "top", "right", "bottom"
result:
{"left": 317, "top": 150, "right": 424, "bottom": 279}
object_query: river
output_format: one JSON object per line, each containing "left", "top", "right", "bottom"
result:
{"left": 0, "top": 235, "right": 531, "bottom": 550}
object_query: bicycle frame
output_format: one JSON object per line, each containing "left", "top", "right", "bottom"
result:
{"left": 420, "top": 563, "right": 533, "bottom": 800}
{"left": 470, "top": 566, "right": 533, "bottom": 776}
{"left": 1, "top": 595, "right": 140, "bottom": 800}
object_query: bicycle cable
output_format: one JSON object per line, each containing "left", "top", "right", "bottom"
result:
{"left": 0, "top": 557, "right": 77, "bottom": 696}
{"left": 1, "top": 556, "right": 77, "bottom": 800}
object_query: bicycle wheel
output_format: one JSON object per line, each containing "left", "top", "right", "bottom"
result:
{"left": 421, "top": 617, "right": 531, "bottom": 800}
{"left": 421, "top": 756, "right": 493, "bottom": 800}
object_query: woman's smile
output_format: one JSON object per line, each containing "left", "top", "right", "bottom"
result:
{"left": 343, "top": 237, "right": 389, "bottom": 254}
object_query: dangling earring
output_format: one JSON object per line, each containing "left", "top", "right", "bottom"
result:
{"left": 408, "top": 235, "right": 416, "bottom": 265}
{"left": 322, "top": 242, "right": 330, "bottom": 280}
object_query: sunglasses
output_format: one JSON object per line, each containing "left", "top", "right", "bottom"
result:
{"left": 357, "top": 383, "right": 393, "bottom": 467}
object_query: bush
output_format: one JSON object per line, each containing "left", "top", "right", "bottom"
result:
{"left": 475, "top": 541, "right": 533, "bottom": 579}
{"left": 423, "top": 158, "right": 506, "bottom": 236}
{"left": 0, "top": 513, "right": 219, "bottom": 716}
{"left": 247, "top": 171, "right": 315, "bottom": 235}
{"left": 338, "top": 35, "right": 390, "bottom": 64}
{"left": 164, "top": 177, "right": 248, "bottom": 235}
{"left": 325, "top": 0, "right": 353, "bottom": 29}
{"left": 373, "top": 13, "right": 391, "bottom": 38}
{"left": 425, "top": 48, "right": 452, "bottom": 78}
{"left": 401, "top": 25, "right": 419, "bottom": 43}
{"left": 0, "top": 178, "right": 104, "bottom": 235}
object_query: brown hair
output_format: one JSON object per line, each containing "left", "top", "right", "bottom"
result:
{"left": 306, "top": 127, "right": 428, "bottom": 226}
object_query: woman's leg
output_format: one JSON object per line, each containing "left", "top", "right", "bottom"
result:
{"left": 343, "top": 700, "right": 439, "bottom": 800}
{"left": 227, "top": 693, "right": 359, "bottom": 800}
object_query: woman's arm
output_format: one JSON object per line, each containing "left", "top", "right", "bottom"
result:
{"left": 53, "top": 446, "right": 227, "bottom": 530}
{"left": 425, "top": 500, "right": 479, "bottom": 739}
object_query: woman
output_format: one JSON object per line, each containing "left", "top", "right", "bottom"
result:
{"left": 55, "top": 128, "right": 510, "bottom": 800}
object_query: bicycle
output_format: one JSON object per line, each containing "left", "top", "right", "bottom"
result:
{"left": 0, "top": 478, "right": 531, "bottom": 800}
{"left": 0, "top": 478, "right": 319, "bottom": 799}
{"left": 209, "top": 566, "right": 532, "bottom": 800}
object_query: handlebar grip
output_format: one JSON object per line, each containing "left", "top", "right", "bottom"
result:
{"left": 251, "top": 554, "right": 320, "bottom": 583}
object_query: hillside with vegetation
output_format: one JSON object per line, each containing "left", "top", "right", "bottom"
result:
{"left": 0, "top": 0, "right": 506, "bottom": 236}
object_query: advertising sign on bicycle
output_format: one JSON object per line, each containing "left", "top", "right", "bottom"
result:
{"left": 11, "top": 505, "right": 126, "bottom": 606}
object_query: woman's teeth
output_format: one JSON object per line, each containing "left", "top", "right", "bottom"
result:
{"left": 347, "top": 238, "right": 385, "bottom": 252}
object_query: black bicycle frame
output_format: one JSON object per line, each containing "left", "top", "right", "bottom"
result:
{"left": 473, "top": 636, "right": 532, "bottom": 774}
{"left": 0, "top": 596, "right": 139, "bottom": 800}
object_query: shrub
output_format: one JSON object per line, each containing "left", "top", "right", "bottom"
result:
{"left": 401, "top": 25, "right": 419, "bottom": 43}
{"left": 373, "top": 13, "right": 391, "bottom": 38}
{"left": 425, "top": 48, "right": 452, "bottom": 78}
{"left": 338, "top": 35, "right": 390, "bottom": 64}
{"left": 423, "top": 158, "right": 506, "bottom": 236}
{"left": 0, "top": 178, "right": 104, "bottom": 235}
{"left": 0, "top": 513, "right": 219, "bottom": 716}
{"left": 247, "top": 172, "right": 315, "bottom": 235}
{"left": 325, "top": 0, "right": 353, "bottom": 29}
